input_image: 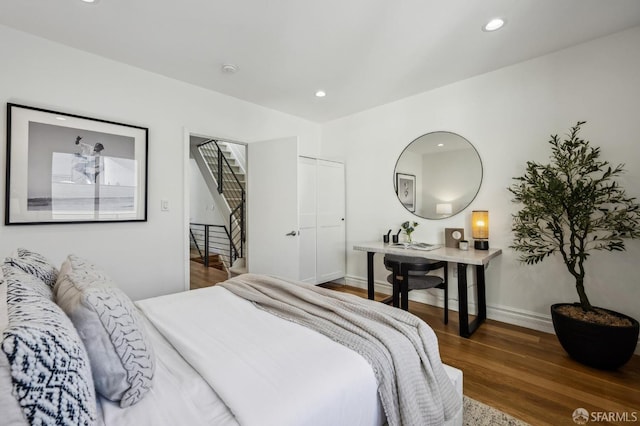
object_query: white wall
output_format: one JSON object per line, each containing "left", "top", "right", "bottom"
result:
{"left": 2, "top": 22, "right": 639, "bottom": 341}
{"left": 188, "top": 158, "right": 225, "bottom": 225}
{"left": 322, "top": 26, "right": 640, "bottom": 335}
{"left": 0, "top": 25, "right": 321, "bottom": 300}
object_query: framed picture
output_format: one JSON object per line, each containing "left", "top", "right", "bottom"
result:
{"left": 5, "top": 103, "right": 148, "bottom": 225}
{"left": 445, "top": 228, "right": 465, "bottom": 248}
{"left": 395, "top": 172, "right": 416, "bottom": 212}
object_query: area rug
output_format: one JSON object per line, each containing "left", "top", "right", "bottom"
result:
{"left": 464, "top": 396, "right": 530, "bottom": 426}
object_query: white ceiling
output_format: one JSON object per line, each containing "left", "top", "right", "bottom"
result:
{"left": 1, "top": 0, "right": 640, "bottom": 123}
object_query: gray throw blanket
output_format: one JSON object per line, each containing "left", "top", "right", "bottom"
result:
{"left": 220, "top": 274, "right": 461, "bottom": 426}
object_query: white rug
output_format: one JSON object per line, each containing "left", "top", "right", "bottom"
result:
{"left": 464, "top": 396, "right": 530, "bottom": 426}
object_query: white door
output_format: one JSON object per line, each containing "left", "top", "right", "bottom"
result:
{"left": 246, "top": 137, "right": 299, "bottom": 280}
{"left": 298, "top": 157, "right": 317, "bottom": 283}
{"left": 316, "top": 160, "right": 346, "bottom": 282}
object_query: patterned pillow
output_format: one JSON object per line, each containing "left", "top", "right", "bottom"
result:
{"left": 1, "top": 263, "right": 53, "bottom": 301}
{"left": 5, "top": 248, "right": 59, "bottom": 288}
{"left": 55, "top": 255, "right": 155, "bottom": 408}
{"left": 0, "top": 267, "right": 6, "bottom": 331}
{"left": 0, "top": 267, "right": 97, "bottom": 425}
{"left": 0, "top": 275, "right": 27, "bottom": 426}
{"left": 55, "top": 254, "right": 113, "bottom": 291}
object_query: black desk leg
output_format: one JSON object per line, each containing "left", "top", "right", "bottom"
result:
{"left": 457, "top": 263, "right": 470, "bottom": 337}
{"left": 476, "top": 264, "right": 487, "bottom": 323}
{"left": 367, "top": 251, "right": 375, "bottom": 300}
{"left": 457, "top": 263, "right": 487, "bottom": 338}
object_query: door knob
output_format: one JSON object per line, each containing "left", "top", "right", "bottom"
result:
{"left": 285, "top": 230, "right": 298, "bottom": 236}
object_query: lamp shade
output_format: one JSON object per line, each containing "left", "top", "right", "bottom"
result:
{"left": 472, "top": 210, "right": 489, "bottom": 239}
{"left": 436, "top": 203, "right": 453, "bottom": 215}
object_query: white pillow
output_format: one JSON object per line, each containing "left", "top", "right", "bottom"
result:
{"left": 55, "top": 255, "right": 155, "bottom": 408}
{"left": 0, "top": 267, "right": 7, "bottom": 332}
{"left": 1, "top": 265, "right": 96, "bottom": 425}
{"left": 4, "top": 248, "right": 59, "bottom": 289}
{"left": 0, "top": 271, "right": 20, "bottom": 425}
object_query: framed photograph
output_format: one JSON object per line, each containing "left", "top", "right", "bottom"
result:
{"left": 445, "top": 228, "right": 465, "bottom": 248}
{"left": 395, "top": 173, "right": 416, "bottom": 212}
{"left": 5, "top": 103, "right": 148, "bottom": 225}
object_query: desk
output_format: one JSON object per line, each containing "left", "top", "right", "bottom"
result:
{"left": 353, "top": 242, "right": 502, "bottom": 337}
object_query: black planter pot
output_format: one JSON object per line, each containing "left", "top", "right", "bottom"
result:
{"left": 551, "top": 303, "right": 639, "bottom": 370}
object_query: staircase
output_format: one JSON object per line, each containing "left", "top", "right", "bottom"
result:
{"left": 190, "top": 249, "right": 225, "bottom": 271}
{"left": 192, "top": 139, "right": 245, "bottom": 267}
{"left": 189, "top": 224, "right": 236, "bottom": 271}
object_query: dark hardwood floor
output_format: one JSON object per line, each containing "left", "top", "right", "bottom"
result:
{"left": 189, "top": 266, "right": 640, "bottom": 425}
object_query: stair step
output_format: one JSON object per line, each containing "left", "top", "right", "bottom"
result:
{"left": 218, "top": 169, "right": 245, "bottom": 178}
{"left": 190, "top": 254, "right": 227, "bottom": 272}
{"left": 203, "top": 159, "right": 242, "bottom": 174}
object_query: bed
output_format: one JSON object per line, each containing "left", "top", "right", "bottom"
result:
{"left": 0, "top": 249, "right": 463, "bottom": 426}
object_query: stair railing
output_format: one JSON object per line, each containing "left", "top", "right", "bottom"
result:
{"left": 189, "top": 223, "right": 238, "bottom": 269}
{"left": 197, "top": 139, "right": 245, "bottom": 260}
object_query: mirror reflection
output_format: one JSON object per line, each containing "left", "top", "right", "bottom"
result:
{"left": 394, "top": 131, "right": 482, "bottom": 219}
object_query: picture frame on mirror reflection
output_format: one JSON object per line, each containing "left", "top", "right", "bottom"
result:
{"left": 395, "top": 172, "right": 416, "bottom": 212}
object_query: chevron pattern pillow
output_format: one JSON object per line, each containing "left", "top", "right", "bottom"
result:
{"left": 0, "top": 265, "right": 97, "bottom": 425}
{"left": 55, "top": 255, "right": 155, "bottom": 408}
{"left": 4, "top": 248, "right": 59, "bottom": 289}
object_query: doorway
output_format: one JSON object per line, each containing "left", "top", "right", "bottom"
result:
{"left": 187, "top": 134, "right": 247, "bottom": 290}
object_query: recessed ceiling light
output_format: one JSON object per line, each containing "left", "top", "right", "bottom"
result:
{"left": 221, "top": 63, "right": 239, "bottom": 74}
{"left": 483, "top": 18, "right": 506, "bottom": 32}
{"left": 81, "top": 0, "right": 99, "bottom": 4}
{"left": 437, "top": 143, "right": 444, "bottom": 147}
{"left": 315, "top": 90, "right": 326, "bottom": 98}
{"left": 55, "top": 116, "right": 67, "bottom": 121}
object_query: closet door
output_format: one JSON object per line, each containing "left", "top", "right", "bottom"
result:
{"left": 316, "top": 159, "right": 345, "bottom": 282}
{"left": 298, "top": 157, "right": 317, "bottom": 283}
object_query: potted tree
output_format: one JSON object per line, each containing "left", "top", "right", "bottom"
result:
{"left": 509, "top": 121, "right": 640, "bottom": 370}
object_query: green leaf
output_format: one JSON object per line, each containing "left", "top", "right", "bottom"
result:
{"left": 508, "top": 121, "right": 640, "bottom": 306}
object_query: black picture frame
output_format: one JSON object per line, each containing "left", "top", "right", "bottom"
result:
{"left": 395, "top": 172, "right": 416, "bottom": 212}
{"left": 5, "top": 103, "right": 148, "bottom": 225}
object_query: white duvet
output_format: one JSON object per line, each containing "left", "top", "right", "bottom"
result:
{"left": 97, "top": 305, "right": 237, "bottom": 426}
{"left": 98, "top": 284, "right": 463, "bottom": 426}
{"left": 135, "top": 285, "right": 384, "bottom": 426}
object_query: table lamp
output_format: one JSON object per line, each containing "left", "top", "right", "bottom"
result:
{"left": 472, "top": 210, "right": 489, "bottom": 250}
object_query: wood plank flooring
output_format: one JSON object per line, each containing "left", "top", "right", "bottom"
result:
{"left": 322, "top": 283, "right": 640, "bottom": 426}
{"left": 189, "top": 259, "right": 228, "bottom": 289}
{"left": 189, "top": 266, "right": 640, "bottom": 425}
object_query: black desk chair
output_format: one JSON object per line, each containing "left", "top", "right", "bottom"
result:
{"left": 383, "top": 254, "right": 448, "bottom": 323}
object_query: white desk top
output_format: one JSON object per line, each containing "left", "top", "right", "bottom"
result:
{"left": 353, "top": 241, "right": 502, "bottom": 265}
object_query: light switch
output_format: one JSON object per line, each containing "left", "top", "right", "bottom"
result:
{"left": 161, "top": 200, "right": 169, "bottom": 211}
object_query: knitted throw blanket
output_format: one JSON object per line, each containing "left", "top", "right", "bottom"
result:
{"left": 220, "top": 274, "right": 461, "bottom": 426}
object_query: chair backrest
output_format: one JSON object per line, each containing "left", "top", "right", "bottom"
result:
{"left": 384, "top": 254, "right": 444, "bottom": 274}
{"left": 400, "top": 261, "right": 445, "bottom": 275}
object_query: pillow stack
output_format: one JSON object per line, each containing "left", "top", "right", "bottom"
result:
{"left": 0, "top": 249, "right": 97, "bottom": 426}
{"left": 0, "top": 248, "right": 156, "bottom": 426}
{"left": 54, "top": 254, "right": 155, "bottom": 408}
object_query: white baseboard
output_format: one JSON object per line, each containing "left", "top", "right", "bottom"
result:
{"left": 343, "top": 274, "right": 640, "bottom": 355}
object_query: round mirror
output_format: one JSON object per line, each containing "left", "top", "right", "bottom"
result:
{"left": 394, "top": 131, "right": 482, "bottom": 219}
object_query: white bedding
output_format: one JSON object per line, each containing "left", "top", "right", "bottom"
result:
{"left": 136, "top": 285, "right": 384, "bottom": 426}
{"left": 97, "top": 311, "right": 237, "bottom": 426}
{"left": 100, "top": 284, "right": 463, "bottom": 426}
